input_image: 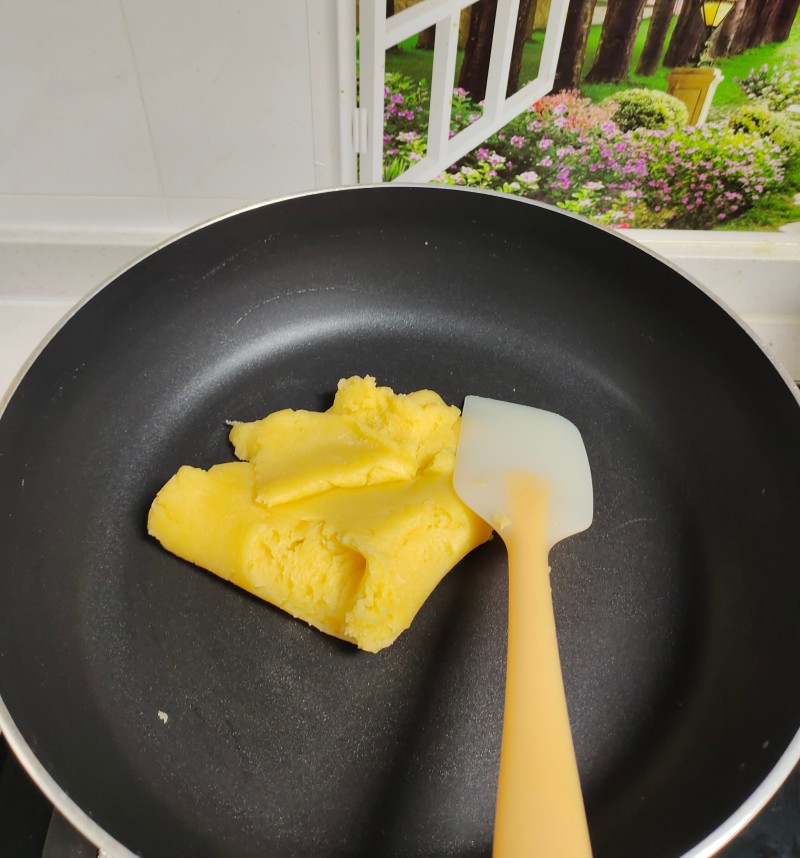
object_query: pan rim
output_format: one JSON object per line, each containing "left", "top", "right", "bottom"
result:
{"left": 684, "top": 725, "right": 800, "bottom": 857}
{"left": 0, "top": 184, "right": 798, "bottom": 857}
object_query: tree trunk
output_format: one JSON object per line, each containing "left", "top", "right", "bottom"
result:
{"left": 744, "top": 0, "right": 781, "bottom": 47}
{"left": 507, "top": 0, "right": 536, "bottom": 93}
{"left": 636, "top": 0, "right": 678, "bottom": 75}
{"left": 766, "top": 0, "right": 800, "bottom": 41}
{"left": 416, "top": 26, "right": 435, "bottom": 48}
{"left": 585, "top": 0, "right": 649, "bottom": 83}
{"left": 387, "top": 0, "right": 402, "bottom": 54}
{"left": 533, "top": 0, "right": 552, "bottom": 28}
{"left": 458, "top": 0, "right": 498, "bottom": 100}
{"left": 552, "top": 0, "right": 598, "bottom": 91}
{"left": 662, "top": 0, "right": 707, "bottom": 67}
{"left": 459, "top": 7, "right": 472, "bottom": 49}
{"left": 457, "top": 0, "right": 537, "bottom": 100}
{"left": 728, "top": 0, "right": 770, "bottom": 53}
{"left": 523, "top": 0, "right": 538, "bottom": 41}
{"left": 749, "top": 0, "right": 799, "bottom": 45}
{"left": 708, "top": 0, "right": 746, "bottom": 57}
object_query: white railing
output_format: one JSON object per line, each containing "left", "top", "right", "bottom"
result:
{"left": 358, "top": 0, "right": 570, "bottom": 183}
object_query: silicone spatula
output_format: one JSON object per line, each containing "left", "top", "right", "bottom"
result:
{"left": 453, "top": 396, "right": 594, "bottom": 858}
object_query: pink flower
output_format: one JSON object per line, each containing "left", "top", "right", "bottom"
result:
{"left": 539, "top": 138, "right": 552, "bottom": 150}
{"left": 391, "top": 93, "right": 405, "bottom": 104}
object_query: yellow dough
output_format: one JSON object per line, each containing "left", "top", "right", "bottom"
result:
{"left": 148, "top": 376, "right": 492, "bottom": 652}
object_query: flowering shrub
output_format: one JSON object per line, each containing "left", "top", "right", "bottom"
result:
{"left": 527, "top": 90, "right": 617, "bottom": 134}
{"left": 632, "top": 125, "right": 785, "bottom": 228}
{"left": 471, "top": 91, "right": 625, "bottom": 206}
{"left": 382, "top": 74, "right": 790, "bottom": 229}
{"left": 601, "top": 88, "right": 689, "bottom": 132}
{"left": 382, "top": 72, "right": 430, "bottom": 180}
{"left": 728, "top": 104, "right": 800, "bottom": 156}
{"left": 449, "top": 86, "right": 484, "bottom": 135}
{"left": 734, "top": 62, "right": 800, "bottom": 112}
{"left": 435, "top": 152, "right": 540, "bottom": 195}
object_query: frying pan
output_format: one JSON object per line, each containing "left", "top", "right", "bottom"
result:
{"left": 0, "top": 186, "right": 798, "bottom": 858}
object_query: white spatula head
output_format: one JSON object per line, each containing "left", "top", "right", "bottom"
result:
{"left": 453, "top": 396, "right": 593, "bottom": 549}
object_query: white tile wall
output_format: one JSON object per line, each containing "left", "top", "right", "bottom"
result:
{"left": 0, "top": 0, "right": 161, "bottom": 197}
{"left": 121, "top": 0, "right": 317, "bottom": 200}
{"left": 0, "top": 0, "right": 340, "bottom": 234}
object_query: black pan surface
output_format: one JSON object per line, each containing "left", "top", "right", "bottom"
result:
{"left": 0, "top": 186, "right": 798, "bottom": 857}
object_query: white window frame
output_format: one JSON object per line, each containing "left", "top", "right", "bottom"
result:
{"left": 355, "top": 0, "right": 569, "bottom": 183}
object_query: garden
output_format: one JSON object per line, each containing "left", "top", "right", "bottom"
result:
{"left": 382, "top": 7, "right": 800, "bottom": 231}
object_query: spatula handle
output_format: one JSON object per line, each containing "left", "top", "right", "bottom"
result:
{"left": 493, "top": 473, "right": 593, "bottom": 858}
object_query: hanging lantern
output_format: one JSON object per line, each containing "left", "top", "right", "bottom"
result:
{"left": 701, "top": 0, "right": 736, "bottom": 28}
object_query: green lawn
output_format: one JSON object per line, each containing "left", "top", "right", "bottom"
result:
{"left": 385, "top": 16, "right": 800, "bottom": 110}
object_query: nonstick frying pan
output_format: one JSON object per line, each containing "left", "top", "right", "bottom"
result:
{"left": 0, "top": 186, "right": 798, "bottom": 857}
